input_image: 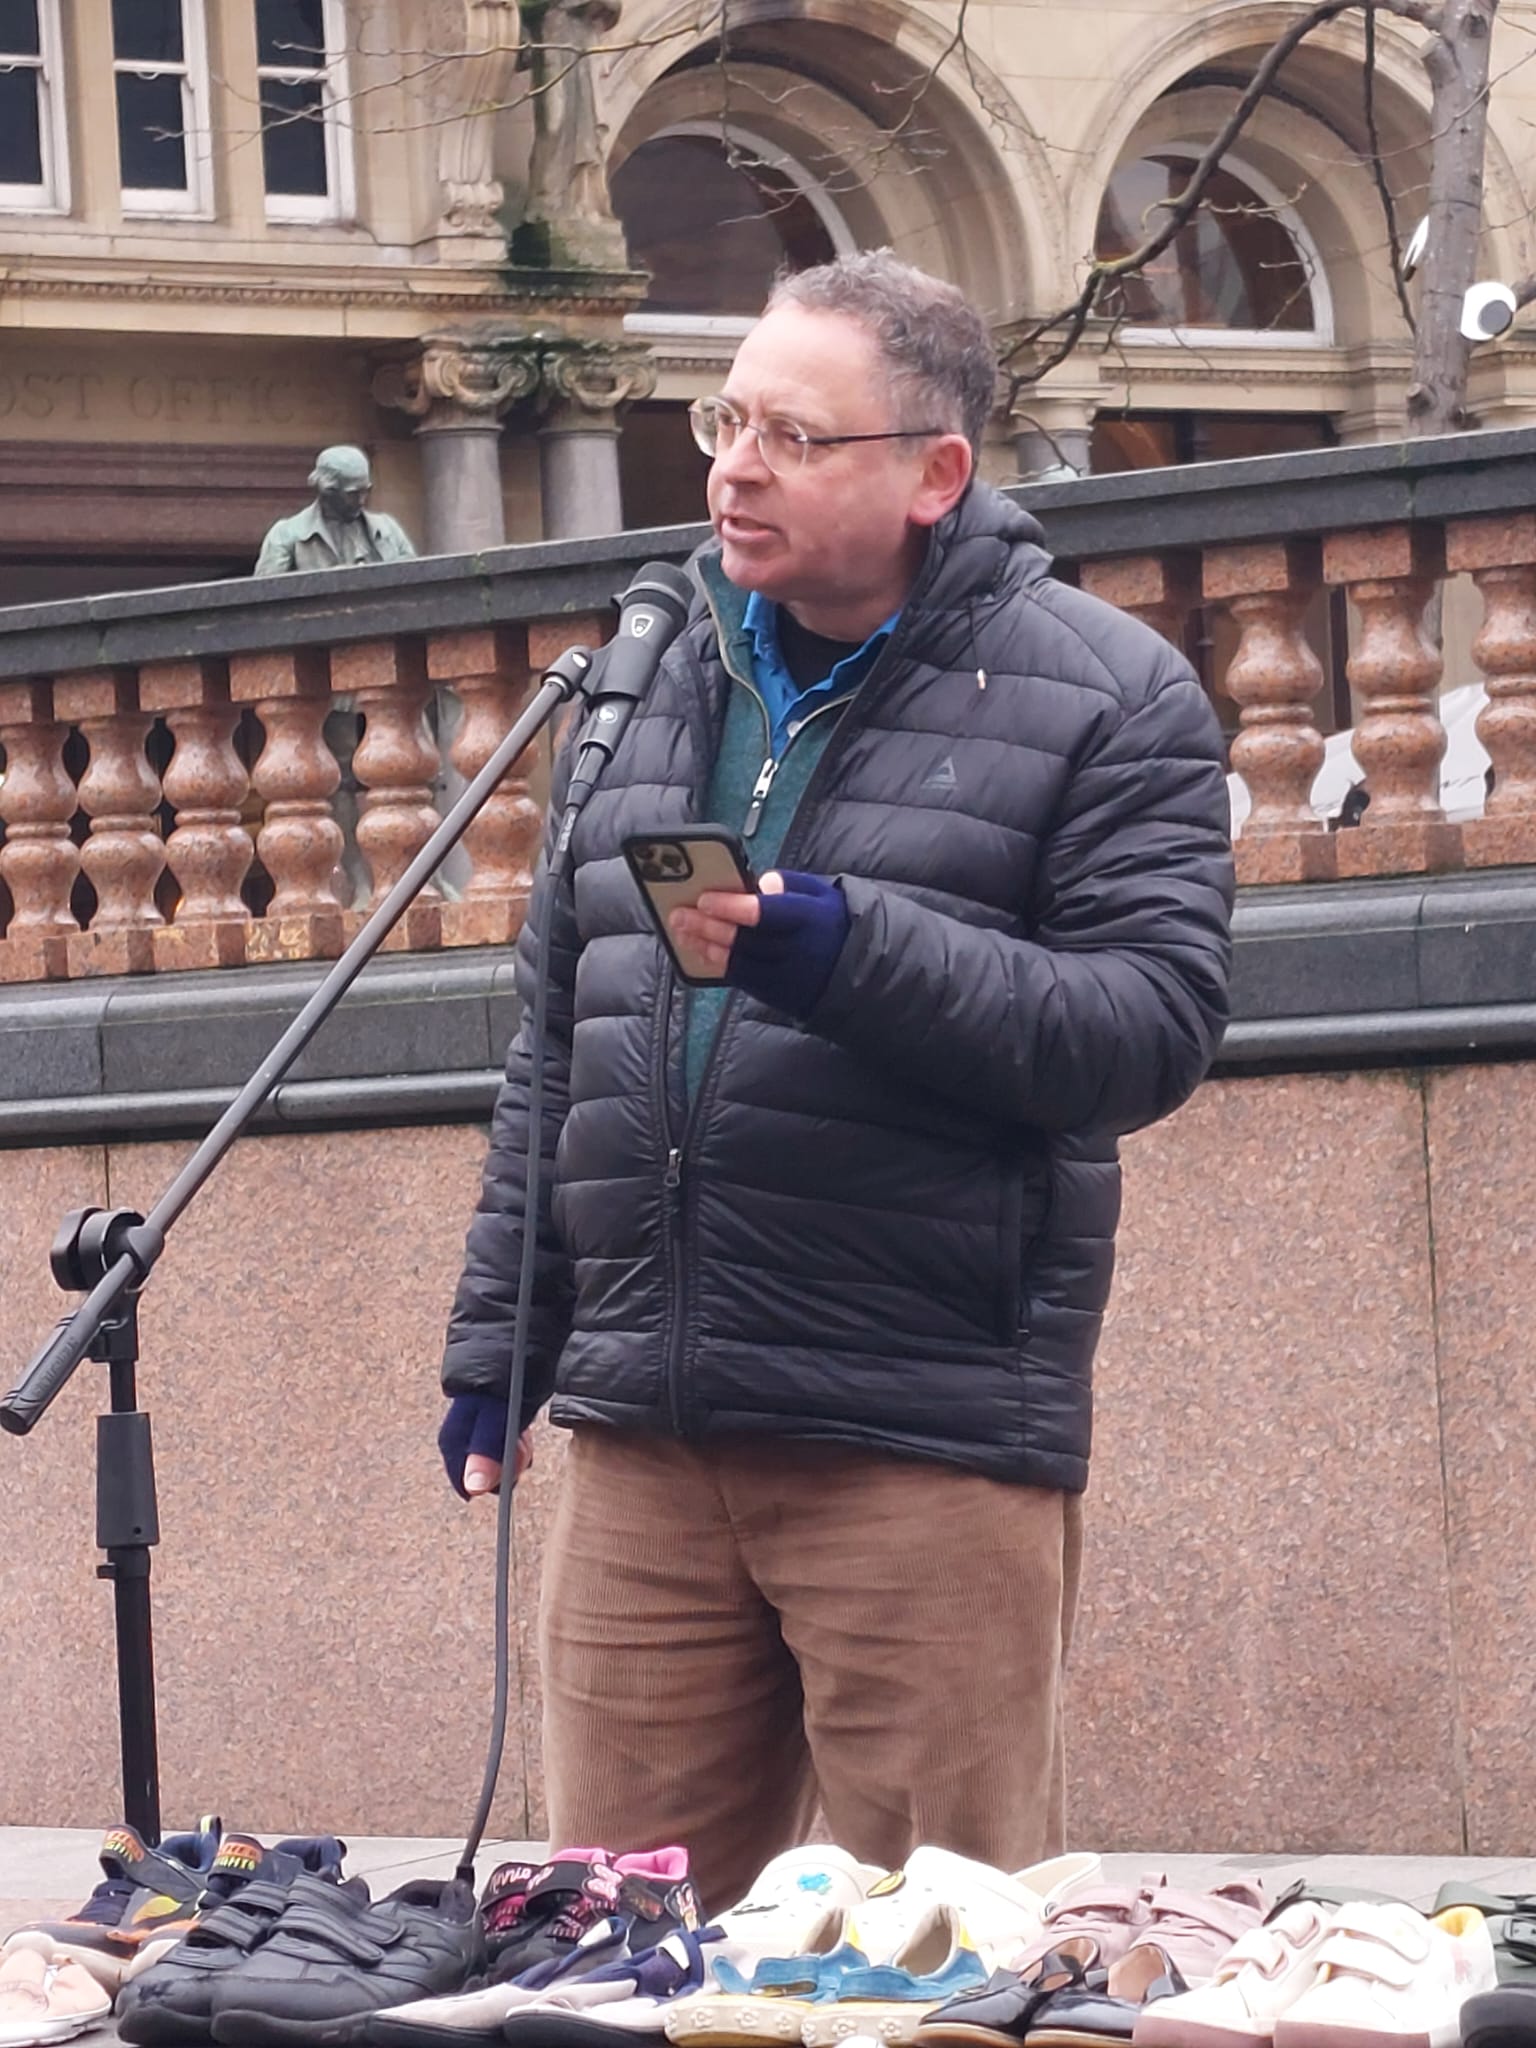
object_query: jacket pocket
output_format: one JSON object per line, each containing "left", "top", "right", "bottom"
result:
{"left": 996, "top": 1153, "right": 1050, "bottom": 1344}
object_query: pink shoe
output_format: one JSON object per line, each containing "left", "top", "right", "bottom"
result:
{"left": 1136, "top": 1881, "right": 1269, "bottom": 1986}
{"left": 0, "top": 1949, "right": 112, "bottom": 2047}
{"left": 1009, "top": 1884, "right": 1155, "bottom": 1976}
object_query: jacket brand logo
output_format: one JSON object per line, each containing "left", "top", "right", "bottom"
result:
{"left": 630, "top": 614, "right": 655, "bottom": 637}
{"left": 920, "top": 756, "right": 958, "bottom": 794}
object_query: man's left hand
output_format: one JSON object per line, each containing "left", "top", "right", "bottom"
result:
{"left": 670, "top": 869, "right": 850, "bottom": 1018}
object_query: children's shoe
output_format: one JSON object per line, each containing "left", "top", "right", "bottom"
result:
{"left": 368, "top": 1853, "right": 700, "bottom": 2048}
{"left": 117, "top": 1847, "right": 357, "bottom": 2047}
{"left": 206, "top": 1878, "right": 483, "bottom": 2047}
{"left": 2, "top": 1818, "right": 223, "bottom": 1995}
{"left": 1023, "top": 1944, "right": 1187, "bottom": 2047}
{"left": 1133, "top": 1900, "right": 1337, "bottom": 2048}
{"left": 0, "top": 1949, "right": 113, "bottom": 2048}
{"left": 501, "top": 1928, "right": 724, "bottom": 2042}
{"left": 663, "top": 1851, "right": 884, "bottom": 2048}
{"left": 800, "top": 1906, "right": 994, "bottom": 2048}
{"left": 1133, "top": 1883, "right": 1268, "bottom": 1989}
{"left": 1272, "top": 1903, "right": 1498, "bottom": 2048}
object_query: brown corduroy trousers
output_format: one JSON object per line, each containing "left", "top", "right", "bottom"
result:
{"left": 538, "top": 1426, "right": 1084, "bottom": 1913}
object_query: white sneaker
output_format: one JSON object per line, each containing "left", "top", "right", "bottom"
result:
{"left": 1271, "top": 1904, "right": 1498, "bottom": 2048}
{"left": 1134, "top": 1900, "right": 1338, "bottom": 2048}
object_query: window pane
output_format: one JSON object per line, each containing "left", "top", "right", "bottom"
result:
{"left": 261, "top": 76, "right": 328, "bottom": 194}
{"left": 258, "top": 0, "right": 325, "bottom": 68}
{"left": 117, "top": 70, "right": 188, "bottom": 189}
{"left": 1096, "top": 155, "right": 1316, "bottom": 331}
{"left": 611, "top": 135, "right": 836, "bottom": 315}
{"left": 0, "top": 65, "right": 42, "bottom": 183}
{"left": 0, "top": 0, "right": 40, "bottom": 58}
{"left": 111, "top": 0, "right": 184, "bottom": 64}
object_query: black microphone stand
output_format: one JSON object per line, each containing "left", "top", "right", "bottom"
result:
{"left": 0, "top": 641, "right": 597, "bottom": 1847}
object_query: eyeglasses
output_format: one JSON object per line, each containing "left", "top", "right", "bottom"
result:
{"left": 688, "top": 395, "right": 944, "bottom": 475}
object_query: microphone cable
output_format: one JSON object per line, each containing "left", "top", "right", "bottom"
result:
{"left": 455, "top": 825, "right": 570, "bottom": 1891}
{"left": 452, "top": 559, "right": 695, "bottom": 1890}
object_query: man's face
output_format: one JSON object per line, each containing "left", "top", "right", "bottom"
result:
{"left": 706, "top": 305, "right": 955, "bottom": 624}
{"left": 316, "top": 467, "right": 371, "bottom": 521}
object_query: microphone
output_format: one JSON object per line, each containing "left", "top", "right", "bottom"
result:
{"left": 560, "top": 561, "right": 694, "bottom": 828}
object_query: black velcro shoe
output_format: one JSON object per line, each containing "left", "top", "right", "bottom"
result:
{"left": 207, "top": 1880, "right": 482, "bottom": 2048}
{"left": 118, "top": 1859, "right": 363, "bottom": 2048}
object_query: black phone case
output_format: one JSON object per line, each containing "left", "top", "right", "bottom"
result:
{"left": 621, "top": 828, "right": 757, "bottom": 985}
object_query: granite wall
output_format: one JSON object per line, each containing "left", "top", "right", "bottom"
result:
{"left": 1, "top": 1062, "right": 1527, "bottom": 1854}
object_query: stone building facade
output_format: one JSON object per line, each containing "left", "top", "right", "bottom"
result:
{"left": 6, "top": 0, "right": 1536, "bottom": 601}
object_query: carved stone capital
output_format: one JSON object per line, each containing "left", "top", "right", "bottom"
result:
{"left": 539, "top": 341, "right": 657, "bottom": 420}
{"left": 373, "top": 329, "right": 542, "bottom": 428}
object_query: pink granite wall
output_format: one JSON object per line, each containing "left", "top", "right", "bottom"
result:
{"left": 0, "top": 1067, "right": 1525, "bottom": 1849}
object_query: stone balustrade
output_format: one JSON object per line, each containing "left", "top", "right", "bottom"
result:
{"left": 4, "top": 428, "right": 1536, "bottom": 979}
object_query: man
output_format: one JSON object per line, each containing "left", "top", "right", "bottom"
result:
{"left": 253, "top": 445, "right": 416, "bottom": 575}
{"left": 439, "top": 253, "right": 1233, "bottom": 1911}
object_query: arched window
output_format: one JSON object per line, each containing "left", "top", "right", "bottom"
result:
{"left": 610, "top": 126, "right": 847, "bottom": 319}
{"left": 1095, "top": 152, "right": 1325, "bottom": 336}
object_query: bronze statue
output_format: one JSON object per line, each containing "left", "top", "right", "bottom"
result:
{"left": 254, "top": 446, "right": 417, "bottom": 575}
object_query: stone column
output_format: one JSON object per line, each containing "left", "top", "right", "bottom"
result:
{"left": 537, "top": 342, "right": 656, "bottom": 540}
{"left": 374, "top": 331, "right": 541, "bottom": 555}
{"left": 1011, "top": 391, "right": 1096, "bottom": 481}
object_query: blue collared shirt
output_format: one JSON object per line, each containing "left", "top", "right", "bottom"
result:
{"left": 743, "top": 590, "right": 900, "bottom": 757}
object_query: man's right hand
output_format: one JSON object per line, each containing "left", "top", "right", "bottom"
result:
{"left": 439, "top": 1393, "right": 534, "bottom": 1499}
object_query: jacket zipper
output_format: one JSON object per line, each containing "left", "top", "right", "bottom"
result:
{"left": 660, "top": 623, "right": 914, "bottom": 1431}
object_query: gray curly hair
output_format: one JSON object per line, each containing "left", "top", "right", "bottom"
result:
{"left": 767, "top": 251, "right": 998, "bottom": 455}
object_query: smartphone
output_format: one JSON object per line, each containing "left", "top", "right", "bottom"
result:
{"left": 622, "top": 827, "right": 757, "bottom": 985}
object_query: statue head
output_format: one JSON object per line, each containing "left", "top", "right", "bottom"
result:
{"left": 310, "top": 445, "right": 373, "bottom": 523}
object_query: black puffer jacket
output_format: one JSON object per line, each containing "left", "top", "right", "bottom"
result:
{"left": 442, "top": 486, "right": 1234, "bottom": 1491}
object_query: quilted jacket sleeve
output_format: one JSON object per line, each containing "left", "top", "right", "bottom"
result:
{"left": 808, "top": 669, "right": 1235, "bottom": 1137}
{"left": 440, "top": 759, "right": 581, "bottom": 1423}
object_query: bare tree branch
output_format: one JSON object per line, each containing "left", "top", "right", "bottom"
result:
{"left": 1003, "top": 0, "right": 1444, "bottom": 385}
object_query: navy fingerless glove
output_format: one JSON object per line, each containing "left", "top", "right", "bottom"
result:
{"left": 438, "top": 1393, "right": 511, "bottom": 1499}
{"left": 726, "top": 869, "right": 850, "bottom": 1020}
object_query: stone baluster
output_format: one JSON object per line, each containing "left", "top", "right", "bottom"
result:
{"left": 1080, "top": 554, "right": 1200, "bottom": 649}
{"left": 51, "top": 669, "right": 165, "bottom": 977}
{"left": 1446, "top": 512, "right": 1536, "bottom": 867}
{"left": 1322, "top": 526, "right": 1460, "bottom": 879}
{"left": 331, "top": 638, "right": 443, "bottom": 951}
{"left": 0, "top": 681, "right": 80, "bottom": 982}
{"left": 426, "top": 625, "right": 540, "bottom": 947}
{"left": 229, "top": 647, "right": 345, "bottom": 963}
{"left": 139, "top": 657, "right": 252, "bottom": 970}
{"left": 1203, "top": 541, "right": 1334, "bottom": 885}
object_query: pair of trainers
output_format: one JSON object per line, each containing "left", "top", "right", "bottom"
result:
{"left": 364, "top": 1845, "right": 701, "bottom": 2048}
{"left": 663, "top": 1846, "right": 1103, "bottom": 2048}
{"left": 123, "top": 1872, "right": 482, "bottom": 2048}
{"left": 2, "top": 1819, "right": 346, "bottom": 2000}
{"left": 1131, "top": 1899, "right": 1498, "bottom": 2048}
